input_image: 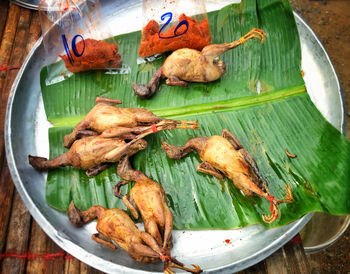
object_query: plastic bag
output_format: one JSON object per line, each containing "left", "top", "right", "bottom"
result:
{"left": 39, "top": 0, "right": 123, "bottom": 81}
{"left": 139, "top": 0, "right": 211, "bottom": 58}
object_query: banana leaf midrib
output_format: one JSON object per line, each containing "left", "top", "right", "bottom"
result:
{"left": 49, "top": 84, "right": 306, "bottom": 127}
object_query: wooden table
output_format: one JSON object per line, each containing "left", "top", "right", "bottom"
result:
{"left": 0, "top": 2, "right": 343, "bottom": 273}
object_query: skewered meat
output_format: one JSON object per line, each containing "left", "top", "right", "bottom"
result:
{"left": 161, "top": 129, "right": 293, "bottom": 223}
{"left": 132, "top": 28, "right": 266, "bottom": 99}
{"left": 114, "top": 156, "right": 173, "bottom": 249}
{"left": 59, "top": 38, "right": 122, "bottom": 73}
{"left": 63, "top": 97, "right": 198, "bottom": 148}
{"left": 68, "top": 202, "right": 202, "bottom": 273}
{"left": 29, "top": 119, "right": 198, "bottom": 177}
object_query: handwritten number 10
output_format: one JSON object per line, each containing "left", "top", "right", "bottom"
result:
{"left": 62, "top": 34, "right": 85, "bottom": 64}
{"left": 158, "top": 12, "right": 189, "bottom": 39}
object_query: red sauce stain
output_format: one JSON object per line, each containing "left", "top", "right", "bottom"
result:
{"left": 224, "top": 239, "right": 231, "bottom": 244}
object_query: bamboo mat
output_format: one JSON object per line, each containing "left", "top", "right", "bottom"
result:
{"left": 0, "top": 3, "right": 312, "bottom": 274}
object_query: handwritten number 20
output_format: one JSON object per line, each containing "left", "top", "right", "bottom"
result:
{"left": 62, "top": 34, "right": 85, "bottom": 64}
{"left": 158, "top": 12, "right": 189, "bottom": 39}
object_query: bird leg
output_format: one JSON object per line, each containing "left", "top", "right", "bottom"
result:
{"left": 165, "top": 261, "right": 203, "bottom": 274}
{"left": 197, "top": 161, "right": 224, "bottom": 179}
{"left": 103, "top": 139, "right": 147, "bottom": 162}
{"left": 67, "top": 201, "right": 103, "bottom": 227}
{"left": 95, "top": 96, "right": 122, "bottom": 105}
{"left": 161, "top": 137, "right": 208, "bottom": 160}
{"left": 201, "top": 28, "right": 266, "bottom": 63}
{"left": 114, "top": 179, "right": 140, "bottom": 220}
{"left": 102, "top": 120, "right": 198, "bottom": 139}
{"left": 116, "top": 156, "right": 148, "bottom": 182}
{"left": 86, "top": 163, "right": 111, "bottom": 177}
{"left": 63, "top": 120, "right": 90, "bottom": 148}
{"left": 165, "top": 76, "right": 188, "bottom": 87}
{"left": 100, "top": 127, "right": 144, "bottom": 138}
{"left": 92, "top": 233, "right": 117, "bottom": 250}
{"left": 104, "top": 120, "right": 198, "bottom": 162}
{"left": 262, "top": 184, "right": 294, "bottom": 224}
{"left": 222, "top": 129, "right": 269, "bottom": 193}
{"left": 132, "top": 68, "right": 163, "bottom": 99}
{"left": 76, "top": 130, "right": 99, "bottom": 139}
{"left": 28, "top": 153, "right": 71, "bottom": 171}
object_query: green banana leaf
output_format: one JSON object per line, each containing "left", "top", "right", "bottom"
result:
{"left": 40, "top": 0, "right": 350, "bottom": 229}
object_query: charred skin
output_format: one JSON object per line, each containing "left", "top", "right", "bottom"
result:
{"left": 67, "top": 202, "right": 202, "bottom": 272}
{"left": 161, "top": 129, "right": 293, "bottom": 223}
{"left": 115, "top": 156, "right": 173, "bottom": 249}
{"left": 132, "top": 28, "right": 266, "bottom": 99}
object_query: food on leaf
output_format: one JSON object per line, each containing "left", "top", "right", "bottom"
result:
{"left": 132, "top": 28, "right": 266, "bottom": 99}
{"left": 29, "top": 118, "right": 198, "bottom": 177}
{"left": 68, "top": 202, "right": 202, "bottom": 273}
{"left": 139, "top": 13, "right": 211, "bottom": 58}
{"left": 59, "top": 38, "right": 122, "bottom": 73}
{"left": 63, "top": 96, "right": 198, "bottom": 148}
{"left": 114, "top": 156, "right": 173, "bottom": 249}
{"left": 29, "top": 135, "right": 147, "bottom": 177}
{"left": 161, "top": 129, "right": 293, "bottom": 223}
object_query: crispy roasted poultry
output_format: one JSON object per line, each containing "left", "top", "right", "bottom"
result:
{"left": 59, "top": 38, "right": 122, "bottom": 73}
{"left": 29, "top": 118, "right": 198, "bottom": 177}
{"left": 29, "top": 135, "right": 146, "bottom": 177}
{"left": 68, "top": 202, "right": 202, "bottom": 273}
{"left": 132, "top": 28, "right": 266, "bottom": 99}
{"left": 161, "top": 129, "right": 293, "bottom": 223}
{"left": 63, "top": 97, "right": 198, "bottom": 148}
{"left": 114, "top": 156, "right": 173, "bottom": 249}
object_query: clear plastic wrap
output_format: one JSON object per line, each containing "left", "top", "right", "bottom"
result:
{"left": 39, "top": 0, "right": 123, "bottom": 80}
{"left": 139, "top": 0, "right": 211, "bottom": 58}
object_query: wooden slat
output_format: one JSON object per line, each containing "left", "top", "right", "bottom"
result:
{"left": 80, "top": 262, "right": 104, "bottom": 274}
{"left": 43, "top": 239, "right": 65, "bottom": 274}
{"left": 237, "top": 261, "right": 266, "bottom": 274}
{"left": 0, "top": 6, "right": 34, "bottom": 274}
{"left": 265, "top": 248, "right": 289, "bottom": 274}
{"left": 265, "top": 237, "right": 311, "bottom": 274}
{"left": 25, "top": 10, "right": 41, "bottom": 54}
{"left": 64, "top": 256, "right": 80, "bottom": 274}
{"left": 1, "top": 191, "right": 32, "bottom": 274}
{"left": 0, "top": 1, "right": 9, "bottom": 40}
{"left": 26, "top": 221, "right": 48, "bottom": 274}
{"left": 0, "top": 4, "right": 20, "bottom": 107}
{"left": 0, "top": 159, "right": 14, "bottom": 253}
{"left": 283, "top": 241, "right": 311, "bottom": 273}
{"left": 0, "top": 4, "right": 27, "bottom": 257}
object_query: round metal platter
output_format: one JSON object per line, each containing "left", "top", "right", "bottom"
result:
{"left": 5, "top": 1, "right": 346, "bottom": 273}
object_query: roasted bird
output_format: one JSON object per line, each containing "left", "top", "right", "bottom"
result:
{"left": 114, "top": 156, "right": 173, "bottom": 249}
{"left": 68, "top": 202, "right": 202, "bottom": 273}
{"left": 161, "top": 129, "right": 293, "bottom": 223}
{"left": 29, "top": 119, "right": 197, "bottom": 177}
{"left": 63, "top": 97, "right": 198, "bottom": 148}
{"left": 132, "top": 28, "right": 266, "bottom": 99}
{"left": 59, "top": 38, "right": 122, "bottom": 73}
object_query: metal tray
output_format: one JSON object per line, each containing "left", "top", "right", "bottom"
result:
{"left": 5, "top": 1, "right": 346, "bottom": 273}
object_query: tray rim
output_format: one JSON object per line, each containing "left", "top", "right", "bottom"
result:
{"left": 4, "top": 11, "right": 345, "bottom": 274}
